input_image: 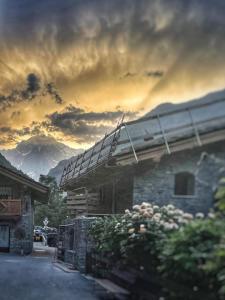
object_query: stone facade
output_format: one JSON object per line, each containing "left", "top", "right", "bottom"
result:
{"left": 133, "top": 141, "right": 225, "bottom": 214}
{"left": 61, "top": 217, "right": 95, "bottom": 273}
{"left": 9, "top": 194, "right": 34, "bottom": 254}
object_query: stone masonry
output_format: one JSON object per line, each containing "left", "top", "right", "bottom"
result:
{"left": 63, "top": 217, "right": 95, "bottom": 273}
{"left": 133, "top": 140, "right": 225, "bottom": 214}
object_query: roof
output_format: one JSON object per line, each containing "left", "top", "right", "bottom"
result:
{"left": 0, "top": 164, "right": 49, "bottom": 202}
{"left": 60, "top": 89, "right": 225, "bottom": 189}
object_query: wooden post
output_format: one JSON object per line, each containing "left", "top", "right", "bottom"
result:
{"left": 187, "top": 108, "right": 202, "bottom": 146}
{"left": 157, "top": 114, "right": 171, "bottom": 154}
{"left": 124, "top": 124, "right": 139, "bottom": 163}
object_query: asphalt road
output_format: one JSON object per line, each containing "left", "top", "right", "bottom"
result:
{"left": 0, "top": 253, "right": 99, "bottom": 300}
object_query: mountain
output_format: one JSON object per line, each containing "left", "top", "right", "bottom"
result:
{"left": 48, "top": 156, "right": 77, "bottom": 184}
{"left": 1, "top": 135, "right": 83, "bottom": 180}
{"left": 144, "top": 88, "right": 225, "bottom": 117}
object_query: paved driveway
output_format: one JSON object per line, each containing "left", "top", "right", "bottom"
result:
{"left": 0, "top": 253, "right": 98, "bottom": 300}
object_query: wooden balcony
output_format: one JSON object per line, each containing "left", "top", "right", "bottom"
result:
{"left": 0, "top": 199, "right": 22, "bottom": 217}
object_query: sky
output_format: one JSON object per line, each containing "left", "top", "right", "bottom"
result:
{"left": 0, "top": 0, "right": 225, "bottom": 149}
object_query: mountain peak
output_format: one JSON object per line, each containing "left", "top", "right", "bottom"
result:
{"left": 18, "top": 135, "right": 60, "bottom": 146}
{"left": 1, "top": 136, "right": 83, "bottom": 180}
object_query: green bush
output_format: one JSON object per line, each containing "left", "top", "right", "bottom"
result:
{"left": 215, "top": 178, "right": 225, "bottom": 214}
{"left": 159, "top": 219, "right": 225, "bottom": 299}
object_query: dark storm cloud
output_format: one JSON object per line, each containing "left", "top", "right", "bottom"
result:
{"left": 48, "top": 105, "right": 136, "bottom": 123}
{"left": 145, "top": 71, "right": 164, "bottom": 78}
{"left": 0, "top": 74, "right": 63, "bottom": 110}
{"left": 122, "top": 70, "right": 164, "bottom": 79}
{"left": 0, "top": 104, "right": 137, "bottom": 145}
{"left": 0, "top": 124, "right": 42, "bottom": 137}
{"left": 44, "top": 106, "right": 136, "bottom": 142}
{"left": 1, "top": 0, "right": 225, "bottom": 89}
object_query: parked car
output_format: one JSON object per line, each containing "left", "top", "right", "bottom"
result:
{"left": 33, "top": 226, "right": 44, "bottom": 242}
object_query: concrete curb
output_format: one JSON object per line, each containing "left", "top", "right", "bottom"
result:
{"left": 52, "top": 261, "right": 79, "bottom": 273}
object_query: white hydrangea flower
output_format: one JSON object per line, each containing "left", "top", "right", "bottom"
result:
{"left": 143, "top": 211, "right": 151, "bottom": 218}
{"left": 153, "top": 205, "right": 160, "bottom": 213}
{"left": 167, "top": 210, "right": 175, "bottom": 217}
{"left": 170, "top": 223, "right": 179, "bottom": 229}
{"left": 115, "top": 223, "right": 120, "bottom": 229}
{"left": 167, "top": 204, "right": 175, "bottom": 210}
{"left": 163, "top": 222, "right": 173, "bottom": 230}
{"left": 146, "top": 208, "right": 154, "bottom": 214}
{"left": 125, "top": 209, "right": 130, "bottom": 214}
{"left": 132, "top": 214, "right": 139, "bottom": 220}
{"left": 178, "top": 218, "right": 189, "bottom": 225}
{"left": 133, "top": 205, "right": 140, "bottom": 211}
{"left": 174, "top": 209, "right": 183, "bottom": 216}
{"left": 183, "top": 213, "right": 194, "bottom": 220}
{"left": 154, "top": 213, "right": 162, "bottom": 219}
{"left": 208, "top": 212, "right": 215, "bottom": 219}
{"left": 139, "top": 227, "right": 147, "bottom": 233}
{"left": 195, "top": 212, "right": 204, "bottom": 219}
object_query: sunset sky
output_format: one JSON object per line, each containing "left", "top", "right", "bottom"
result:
{"left": 0, "top": 0, "right": 225, "bottom": 149}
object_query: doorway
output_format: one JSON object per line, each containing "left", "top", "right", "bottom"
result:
{"left": 0, "top": 225, "right": 10, "bottom": 252}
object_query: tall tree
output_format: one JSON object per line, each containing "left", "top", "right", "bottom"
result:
{"left": 34, "top": 175, "right": 67, "bottom": 228}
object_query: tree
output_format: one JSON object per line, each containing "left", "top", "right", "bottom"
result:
{"left": 34, "top": 175, "right": 67, "bottom": 228}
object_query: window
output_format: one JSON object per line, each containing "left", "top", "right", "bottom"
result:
{"left": 174, "top": 172, "right": 195, "bottom": 196}
{"left": 0, "top": 186, "right": 12, "bottom": 199}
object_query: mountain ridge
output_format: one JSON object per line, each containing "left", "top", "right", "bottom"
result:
{"left": 1, "top": 135, "right": 83, "bottom": 180}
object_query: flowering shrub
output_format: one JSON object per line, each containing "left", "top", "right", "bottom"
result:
{"left": 89, "top": 202, "right": 195, "bottom": 271}
{"left": 89, "top": 199, "right": 225, "bottom": 299}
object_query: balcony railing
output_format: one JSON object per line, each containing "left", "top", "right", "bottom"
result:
{"left": 0, "top": 199, "right": 22, "bottom": 216}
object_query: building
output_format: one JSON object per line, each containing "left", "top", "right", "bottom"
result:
{"left": 0, "top": 164, "right": 48, "bottom": 253}
{"left": 60, "top": 90, "right": 225, "bottom": 217}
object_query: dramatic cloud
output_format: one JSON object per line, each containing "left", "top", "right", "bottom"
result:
{"left": 45, "top": 106, "right": 137, "bottom": 143}
{"left": 0, "top": 0, "right": 225, "bottom": 148}
{"left": 0, "top": 73, "right": 63, "bottom": 111}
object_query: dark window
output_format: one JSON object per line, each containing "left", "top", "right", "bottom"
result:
{"left": 174, "top": 172, "right": 195, "bottom": 196}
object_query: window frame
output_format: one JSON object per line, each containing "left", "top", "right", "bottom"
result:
{"left": 173, "top": 172, "right": 196, "bottom": 197}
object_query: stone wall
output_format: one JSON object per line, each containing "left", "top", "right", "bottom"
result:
{"left": 133, "top": 141, "right": 225, "bottom": 214}
{"left": 10, "top": 193, "right": 33, "bottom": 254}
{"left": 62, "top": 217, "right": 96, "bottom": 273}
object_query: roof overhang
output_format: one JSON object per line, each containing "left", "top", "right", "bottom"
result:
{"left": 115, "top": 127, "right": 225, "bottom": 166}
{"left": 60, "top": 163, "right": 132, "bottom": 191}
{"left": 0, "top": 165, "right": 49, "bottom": 203}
